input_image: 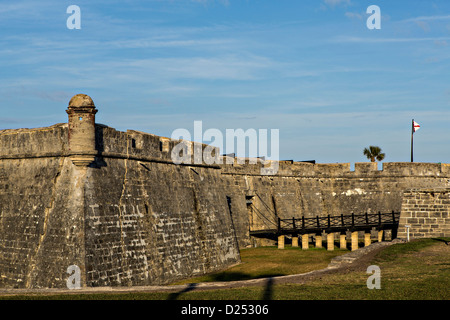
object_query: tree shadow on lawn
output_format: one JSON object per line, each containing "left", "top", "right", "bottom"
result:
{"left": 208, "top": 271, "right": 284, "bottom": 282}
{"left": 167, "top": 275, "right": 278, "bottom": 300}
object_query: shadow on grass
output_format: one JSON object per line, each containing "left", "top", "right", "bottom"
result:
{"left": 431, "top": 238, "right": 450, "bottom": 245}
{"left": 261, "top": 277, "right": 273, "bottom": 300}
{"left": 209, "top": 272, "right": 284, "bottom": 282}
{"left": 167, "top": 283, "right": 197, "bottom": 300}
{"left": 166, "top": 273, "right": 282, "bottom": 300}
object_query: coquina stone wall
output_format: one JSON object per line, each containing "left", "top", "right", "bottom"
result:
{"left": 220, "top": 160, "right": 450, "bottom": 247}
{"left": 1, "top": 94, "right": 449, "bottom": 288}
{"left": 0, "top": 123, "right": 240, "bottom": 288}
{"left": 83, "top": 126, "right": 240, "bottom": 287}
{"left": 0, "top": 124, "right": 86, "bottom": 288}
{"left": 398, "top": 188, "right": 450, "bottom": 239}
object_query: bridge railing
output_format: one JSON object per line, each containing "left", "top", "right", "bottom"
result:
{"left": 277, "top": 211, "right": 400, "bottom": 233}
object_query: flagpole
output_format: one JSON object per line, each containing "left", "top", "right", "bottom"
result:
{"left": 411, "top": 119, "right": 414, "bottom": 163}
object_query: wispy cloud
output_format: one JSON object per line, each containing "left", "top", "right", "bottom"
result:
{"left": 333, "top": 36, "right": 450, "bottom": 43}
{"left": 415, "top": 20, "right": 431, "bottom": 32}
{"left": 120, "top": 54, "right": 276, "bottom": 81}
{"left": 401, "top": 14, "right": 450, "bottom": 22}
{"left": 323, "top": 0, "right": 351, "bottom": 7}
{"left": 0, "top": 3, "right": 27, "bottom": 13}
{"left": 345, "top": 11, "right": 363, "bottom": 20}
{"left": 2, "top": 1, "right": 450, "bottom": 163}
{"left": 0, "top": 0, "right": 57, "bottom": 21}
{"left": 191, "top": 0, "right": 230, "bottom": 6}
{"left": 109, "top": 37, "right": 236, "bottom": 49}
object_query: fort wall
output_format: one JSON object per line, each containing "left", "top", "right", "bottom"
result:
{"left": 0, "top": 155, "right": 87, "bottom": 288}
{"left": 83, "top": 152, "right": 240, "bottom": 287}
{"left": 220, "top": 159, "right": 450, "bottom": 246}
{"left": 398, "top": 188, "right": 450, "bottom": 239}
{"left": 0, "top": 124, "right": 239, "bottom": 288}
{"left": 0, "top": 124, "right": 68, "bottom": 157}
{"left": 1, "top": 94, "right": 449, "bottom": 288}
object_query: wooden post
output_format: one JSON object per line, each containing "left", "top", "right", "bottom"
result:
{"left": 364, "top": 232, "right": 371, "bottom": 247}
{"left": 351, "top": 231, "right": 358, "bottom": 251}
{"left": 340, "top": 233, "right": 347, "bottom": 249}
{"left": 292, "top": 236, "right": 299, "bottom": 247}
{"left": 278, "top": 235, "right": 285, "bottom": 249}
{"left": 315, "top": 233, "right": 322, "bottom": 248}
{"left": 327, "top": 233, "right": 334, "bottom": 251}
{"left": 302, "top": 234, "right": 309, "bottom": 250}
{"left": 378, "top": 230, "right": 384, "bottom": 242}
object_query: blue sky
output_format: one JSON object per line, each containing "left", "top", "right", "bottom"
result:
{"left": 1, "top": 0, "right": 450, "bottom": 164}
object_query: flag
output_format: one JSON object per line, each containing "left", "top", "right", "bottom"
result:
{"left": 413, "top": 121, "right": 420, "bottom": 132}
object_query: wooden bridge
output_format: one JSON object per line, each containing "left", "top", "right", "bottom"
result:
{"left": 249, "top": 211, "right": 401, "bottom": 251}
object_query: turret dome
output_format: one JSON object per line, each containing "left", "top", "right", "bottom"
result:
{"left": 68, "top": 94, "right": 95, "bottom": 108}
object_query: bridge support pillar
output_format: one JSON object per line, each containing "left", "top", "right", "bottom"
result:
{"left": 315, "top": 234, "right": 322, "bottom": 248}
{"left": 327, "top": 233, "right": 334, "bottom": 251}
{"left": 302, "top": 234, "right": 309, "bottom": 250}
{"left": 351, "top": 231, "right": 359, "bottom": 251}
{"left": 340, "top": 233, "right": 347, "bottom": 249}
{"left": 378, "top": 230, "right": 384, "bottom": 242}
{"left": 292, "top": 236, "right": 298, "bottom": 247}
{"left": 278, "top": 235, "right": 285, "bottom": 249}
{"left": 364, "top": 232, "right": 371, "bottom": 247}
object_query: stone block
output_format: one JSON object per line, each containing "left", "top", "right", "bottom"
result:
{"left": 351, "top": 232, "right": 358, "bottom": 251}
{"left": 378, "top": 230, "right": 384, "bottom": 242}
{"left": 292, "top": 236, "right": 298, "bottom": 247}
{"left": 278, "top": 235, "right": 285, "bottom": 249}
{"left": 340, "top": 234, "right": 347, "bottom": 249}
{"left": 327, "top": 233, "right": 334, "bottom": 251}
{"left": 315, "top": 235, "right": 322, "bottom": 248}
{"left": 302, "top": 234, "right": 309, "bottom": 250}
{"left": 364, "top": 233, "right": 371, "bottom": 247}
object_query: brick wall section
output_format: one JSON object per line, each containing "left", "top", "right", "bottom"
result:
{"left": 398, "top": 188, "right": 450, "bottom": 239}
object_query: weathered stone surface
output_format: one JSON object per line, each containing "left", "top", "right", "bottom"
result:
{"left": 1, "top": 94, "right": 450, "bottom": 288}
{"left": 68, "top": 94, "right": 95, "bottom": 108}
{"left": 398, "top": 188, "right": 450, "bottom": 239}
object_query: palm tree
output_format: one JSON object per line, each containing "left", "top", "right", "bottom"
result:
{"left": 363, "top": 146, "right": 385, "bottom": 162}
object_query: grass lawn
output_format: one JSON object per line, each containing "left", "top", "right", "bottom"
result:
{"left": 2, "top": 238, "right": 449, "bottom": 300}
{"left": 161, "top": 237, "right": 450, "bottom": 300}
{"left": 171, "top": 245, "right": 347, "bottom": 284}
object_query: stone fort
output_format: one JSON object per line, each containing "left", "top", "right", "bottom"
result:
{"left": 1, "top": 94, "right": 449, "bottom": 289}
